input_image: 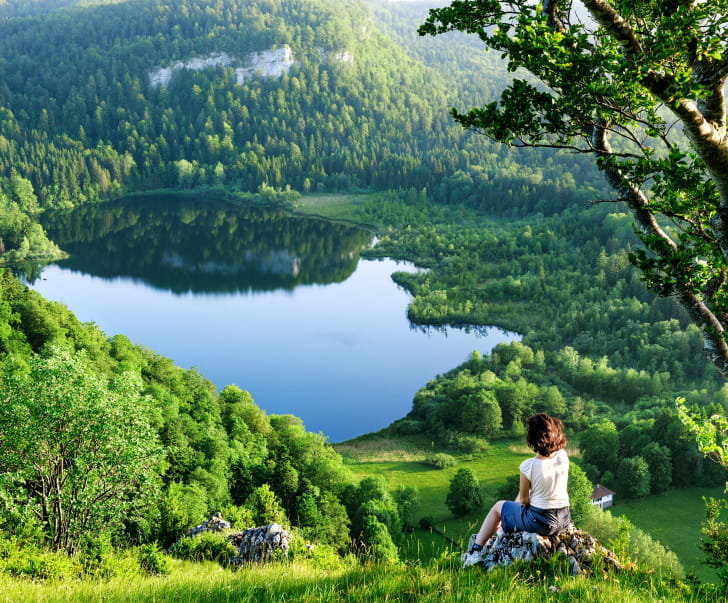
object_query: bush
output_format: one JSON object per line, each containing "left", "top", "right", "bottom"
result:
{"left": 389, "top": 418, "right": 423, "bottom": 436}
{"left": 446, "top": 468, "right": 483, "bottom": 517}
{"left": 393, "top": 486, "right": 420, "bottom": 531}
{"left": 137, "top": 543, "right": 172, "bottom": 576}
{"left": 354, "top": 498, "right": 403, "bottom": 546}
{"left": 449, "top": 434, "right": 489, "bottom": 454}
{"left": 423, "top": 453, "right": 456, "bottom": 469}
{"left": 77, "top": 533, "right": 116, "bottom": 579}
{"left": 219, "top": 504, "right": 254, "bottom": 530}
{"left": 289, "top": 533, "right": 351, "bottom": 571}
{"left": 568, "top": 463, "right": 595, "bottom": 525}
{"left": 701, "top": 496, "right": 728, "bottom": 590}
{"left": 169, "top": 531, "right": 237, "bottom": 564}
{"left": 156, "top": 482, "right": 209, "bottom": 548}
{"left": 581, "top": 509, "right": 684, "bottom": 578}
{"left": 245, "top": 484, "right": 286, "bottom": 526}
{"left": 496, "top": 474, "right": 520, "bottom": 500}
{"left": 0, "top": 545, "right": 78, "bottom": 581}
{"left": 358, "top": 516, "right": 399, "bottom": 564}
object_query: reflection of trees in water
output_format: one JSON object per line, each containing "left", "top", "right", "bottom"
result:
{"left": 38, "top": 195, "right": 373, "bottom": 293}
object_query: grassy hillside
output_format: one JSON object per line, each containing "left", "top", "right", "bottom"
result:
{"left": 0, "top": 547, "right": 718, "bottom": 602}
{"left": 616, "top": 488, "right": 725, "bottom": 582}
{"left": 337, "top": 435, "right": 530, "bottom": 537}
{"left": 0, "top": 428, "right": 718, "bottom": 601}
{"left": 336, "top": 432, "right": 723, "bottom": 584}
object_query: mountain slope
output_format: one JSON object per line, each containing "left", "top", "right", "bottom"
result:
{"left": 0, "top": 0, "right": 600, "bottom": 219}
{"left": 0, "top": 0, "right": 467, "bottom": 203}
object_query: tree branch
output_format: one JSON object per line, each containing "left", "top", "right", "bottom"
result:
{"left": 590, "top": 119, "right": 676, "bottom": 247}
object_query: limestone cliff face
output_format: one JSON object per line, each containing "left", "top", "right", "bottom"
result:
{"left": 148, "top": 45, "right": 351, "bottom": 87}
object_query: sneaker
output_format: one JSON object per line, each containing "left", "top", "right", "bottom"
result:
{"left": 461, "top": 549, "right": 483, "bottom": 567}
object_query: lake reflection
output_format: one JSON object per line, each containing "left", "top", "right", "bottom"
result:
{"left": 39, "top": 194, "right": 374, "bottom": 293}
{"left": 28, "top": 195, "right": 516, "bottom": 441}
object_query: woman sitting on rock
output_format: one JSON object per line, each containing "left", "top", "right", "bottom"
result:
{"left": 463, "top": 413, "right": 571, "bottom": 567}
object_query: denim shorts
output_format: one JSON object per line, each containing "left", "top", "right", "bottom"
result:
{"left": 501, "top": 502, "right": 571, "bottom": 536}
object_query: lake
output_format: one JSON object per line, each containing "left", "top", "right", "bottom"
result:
{"left": 26, "top": 194, "right": 517, "bottom": 441}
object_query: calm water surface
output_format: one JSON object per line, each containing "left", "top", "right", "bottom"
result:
{"left": 27, "top": 195, "right": 516, "bottom": 441}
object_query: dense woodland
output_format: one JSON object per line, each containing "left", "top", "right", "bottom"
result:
{"left": 350, "top": 193, "right": 727, "bottom": 495}
{"left": 0, "top": 0, "right": 601, "bottom": 224}
{"left": 0, "top": 0, "right": 724, "bottom": 593}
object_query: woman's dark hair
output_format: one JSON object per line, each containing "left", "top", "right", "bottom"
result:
{"left": 526, "top": 413, "right": 566, "bottom": 456}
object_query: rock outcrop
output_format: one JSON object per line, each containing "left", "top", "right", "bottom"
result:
{"left": 229, "top": 523, "right": 291, "bottom": 565}
{"left": 185, "top": 512, "right": 231, "bottom": 537}
{"left": 147, "top": 45, "right": 354, "bottom": 88}
{"left": 180, "top": 514, "right": 291, "bottom": 565}
{"left": 465, "top": 527, "right": 621, "bottom": 575}
{"left": 148, "top": 47, "right": 296, "bottom": 87}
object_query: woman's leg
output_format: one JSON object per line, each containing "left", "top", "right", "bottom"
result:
{"left": 474, "top": 500, "right": 505, "bottom": 547}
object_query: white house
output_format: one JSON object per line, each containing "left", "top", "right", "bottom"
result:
{"left": 590, "top": 483, "right": 615, "bottom": 509}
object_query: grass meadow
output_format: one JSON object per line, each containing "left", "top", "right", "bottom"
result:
{"left": 614, "top": 487, "right": 725, "bottom": 582}
{"left": 1, "top": 350, "right": 722, "bottom": 602}
{"left": 1, "top": 549, "right": 718, "bottom": 603}
{"left": 335, "top": 433, "right": 725, "bottom": 584}
{"left": 290, "top": 193, "right": 381, "bottom": 226}
{"left": 337, "top": 435, "right": 571, "bottom": 548}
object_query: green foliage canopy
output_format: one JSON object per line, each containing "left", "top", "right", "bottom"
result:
{"left": 579, "top": 419, "right": 619, "bottom": 475}
{"left": 420, "top": 0, "right": 728, "bottom": 378}
{"left": 0, "top": 348, "right": 162, "bottom": 551}
{"left": 446, "top": 467, "right": 483, "bottom": 517}
{"left": 616, "top": 456, "right": 651, "bottom": 499}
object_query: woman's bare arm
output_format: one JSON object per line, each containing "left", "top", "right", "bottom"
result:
{"left": 516, "top": 473, "right": 530, "bottom": 506}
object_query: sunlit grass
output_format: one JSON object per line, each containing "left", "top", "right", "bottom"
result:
{"left": 335, "top": 436, "right": 430, "bottom": 463}
{"left": 613, "top": 486, "right": 725, "bottom": 583}
{"left": 291, "top": 193, "right": 380, "bottom": 225}
{"left": 339, "top": 435, "right": 529, "bottom": 546}
{"left": 338, "top": 433, "right": 727, "bottom": 584}
{"left": 1, "top": 555, "right": 719, "bottom": 603}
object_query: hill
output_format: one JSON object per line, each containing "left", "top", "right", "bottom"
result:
{"left": 0, "top": 0, "right": 724, "bottom": 599}
{"left": 0, "top": 0, "right": 603, "bottom": 249}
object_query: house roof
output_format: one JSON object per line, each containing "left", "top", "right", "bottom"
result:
{"left": 591, "top": 483, "right": 615, "bottom": 499}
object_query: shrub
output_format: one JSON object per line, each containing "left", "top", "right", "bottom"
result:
{"left": 625, "top": 522, "right": 684, "bottom": 578}
{"left": 393, "top": 486, "right": 420, "bottom": 531}
{"left": 156, "top": 482, "right": 209, "bottom": 548}
{"left": 581, "top": 509, "right": 684, "bottom": 578}
{"left": 245, "top": 484, "right": 286, "bottom": 526}
{"left": 389, "top": 419, "right": 423, "bottom": 436}
{"left": 496, "top": 474, "right": 520, "bottom": 500}
{"left": 359, "top": 516, "right": 399, "bottom": 564}
{"left": 219, "top": 504, "right": 254, "bottom": 530}
{"left": 1, "top": 546, "right": 78, "bottom": 581}
{"left": 354, "top": 498, "right": 403, "bottom": 546}
{"left": 77, "top": 533, "right": 116, "bottom": 579}
{"left": 701, "top": 496, "right": 728, "bottom": 590}
{"left": 568, "top": 462, "right": 595, "bottom": 525}
{"left": 423, "top": 453, "right": 456, "bottom": 469}
{"left": 289, "top": 533, "right": 350, "bottom": 570}
{"left": 169, "top": 531, "right": 237, "bottom": 564}
{"left": 446, "top": 468, "right": 482, "bottom": 517}
{"left": 137, "top": 543, "right": 172, "bottom": 576}
{"left": 449, "top": 434, "right": 489, "bottom": 454}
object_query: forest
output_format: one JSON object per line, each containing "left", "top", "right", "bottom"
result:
{"left": 0, "top": 0, "right": 725, "bottom": 599}
{"left": 0, "top": 0, "right": 602, "bottom": 216}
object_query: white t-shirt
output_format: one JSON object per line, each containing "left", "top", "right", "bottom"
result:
{"left": 519, "top": 448, "right": 570, "bottom": 509}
